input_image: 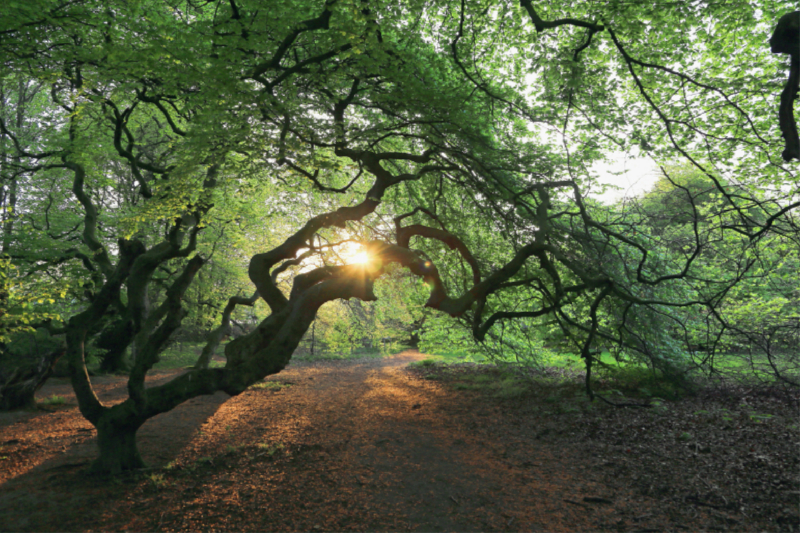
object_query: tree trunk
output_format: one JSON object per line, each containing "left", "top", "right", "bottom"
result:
{"left": 98, "top": 346, "right": 130, "bottom": 373}
{"left": 311, "top": 320, "right": 315, "bottom": 357}
{"left": 96, "top": 318, "right": 134, "bottom": 373}
{"left": 0, "top": 349, "right": 62, "bottom": 410}
{"left": 194, "top": 325, "right": 227, "bottom": 370}
{"left": 0, "top": 369, "right": 39, "bottom": 409}
{"left": 194, "top": 291, "right": 258, "bottom": 370}
{"left": 91, "top": 417, "right": 145, "bottom": 474}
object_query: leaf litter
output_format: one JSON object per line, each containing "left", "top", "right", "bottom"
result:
{"left": 0, "top": 351, "right": 796, "bottom": 532}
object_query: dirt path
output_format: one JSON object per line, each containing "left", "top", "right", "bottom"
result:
{"left": 163, "top": 350, "right": 629, "bottom": 531}
{"left": 0, "top": 351, "right": 794, "bottom": 531}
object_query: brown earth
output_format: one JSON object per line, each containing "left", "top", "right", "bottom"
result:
{"left": 0, "top": 350, "right": 797, "bottom": 532}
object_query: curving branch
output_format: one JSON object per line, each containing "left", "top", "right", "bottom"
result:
{"left": 519, "top": 0, "right": 603, "bottom": 33}
{"left": 64, "top": 159, "right": 115, "bottom": 279}
{"left": 136, "top": 88, "right": 187, "bottom": 137}
{"left": 67, "top": 238, "right": 146, "bottom": 426}
{"left": 395, "top": 222, "right": 481, "bottom": 286}
{"left": 770, "top": 11, "right": 800, "bottom": 162}
{"left": 128, "top": 255, "right": 205, "bottom": 411}
{"left": 249, "top": 0, "right": 336, "bottom": 79}
{"left": 194, "top": 290, "right": 260, "bottom": 370}
{"left": 250, "top": 81, "right": 448, "bottom": 313}
{"left": 518, "top": 0, "right": 604, "bottom": 61}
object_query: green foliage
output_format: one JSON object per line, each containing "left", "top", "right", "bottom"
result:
{"left": 418, "top": 314, "right": 486, "bottom": 359}
{"left": 407, "top": 358, "right": 439, "bottom": 369}
{"left": 153, "top": 343, "right": 225, "bottom": 370}
{"left": 4, "top": 328, "right": 63, "bottom": 358}
{"left": 454, "top": 373, "right": 531, "bottom": 399}
{"left": 593, "top": 364, "right": 689, "bottom": 401}
{"left": 38, "top": 394, "right": 66, "bottom": 406}
{"left": 0, "top": 259, "right": 67, "bottom": 343}
{"left": 145, "top": 473, "right": 168, "bottom": 490}
{"left": 248, "top": 381, "right": 291, "bottom": 391}
{"left": 257, "top": 442, "right": 285, "bottom": 457}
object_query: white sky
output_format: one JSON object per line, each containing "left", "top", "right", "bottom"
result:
{"left": 592, "top": 156, "right": 660, "bottom": 204}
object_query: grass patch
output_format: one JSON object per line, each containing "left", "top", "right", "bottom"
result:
{"left": 534, "top": 351, "right": 604, "bottom": 369}
{"left": 407, "top": 358, "right": 440, "bottom": 369}
{"left": 448, "top": 371, "right": 532, "bottom": 399}
{"left": 461, "top": 373, "right": 496, "bottom": 384}
{"left": 39, "top": 394, "right": 66, "bottom": 406}
{"left": 249, "top": 380, "right": 291, "bottom": 391}
{"left": 426, "top": 351, "right": 487, "bottom": 363}
{"left": 452, "top": 382, "right": 483, "bottom": 391}
{"left": 152, "top": 342, "right": 227, "bottom": 370}
{"left": 294, "top": 346, "right": 405, "bottom": 362}
{"left": 225, "top": 444, "right": 247, "bottom": 454}
{"left": 494, "top": 379, "right": 529, "bottom": 399}
{"left": 593, "top": 365, "right": 687, "bottom": 400}
{"left": 146, "top": 472, "right": 168, "bottom": 489}
{"left": 257, "top": 442, "right": 284, "bottom": 457}
{"left": 698, "top": 353, "right": 800, "bottom": 383}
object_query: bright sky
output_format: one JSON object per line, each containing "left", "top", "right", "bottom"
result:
{"left": 592, "top": 155, "right": 660, "bottom": 204}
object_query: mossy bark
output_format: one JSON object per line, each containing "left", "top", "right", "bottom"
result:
{"left": 91, "top": 417, "right": 145, "bottom": 474}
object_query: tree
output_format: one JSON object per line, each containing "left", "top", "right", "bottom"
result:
{"left": 0, "top": 0, "right": 797, "bottom": 473}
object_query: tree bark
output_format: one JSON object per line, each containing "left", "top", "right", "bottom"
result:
{"left": 0, "top": 347, "right": 63, "bottom": 410}
{"left": 769, "top": 11, "right": 799, "bottom": 161}
{"left": 91, "top": 415, "right": 145, "bottom": 474}
{"left": 194, "top": 291, "right": 258, "bottom": 370}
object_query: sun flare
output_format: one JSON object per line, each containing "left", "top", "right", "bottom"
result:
{"left": 352, "top": 251, "right": 370, "bottom": 264}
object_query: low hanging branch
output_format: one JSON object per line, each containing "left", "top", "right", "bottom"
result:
{"left": 770, "top": 11, "right": 800, "bottom": 162}
{"left": 394, "top": 208, "right": 481, "bottom": 286}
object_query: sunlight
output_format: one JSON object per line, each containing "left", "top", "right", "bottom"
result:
{"left": 352, "top": 251, "right": 370, "bottom": 264}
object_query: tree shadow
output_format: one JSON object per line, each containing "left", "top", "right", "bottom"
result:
{"left": 0, "top": 372, "right": 230, "bottom": 532}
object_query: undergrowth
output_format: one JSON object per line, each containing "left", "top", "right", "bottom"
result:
{"left": 153, "top": 342, "right": 226, "bottom": 370}
{"left": 248, "top": 381, "right": 291, "bottom": 391}
{"left": 38, "top": 394, "right": 66, "bottom": 406}
{"left": 409, "top": 357, "right": 700, "bottom": 404}
{"left": 293, "top": 348, "right": 388, "bottom": 362}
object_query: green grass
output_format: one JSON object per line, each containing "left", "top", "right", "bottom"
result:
{"left": 257, "top": 442, "right": 284, "bottom": 457}
{"left": 414, "top": 346, "right": 797, "bottom": 406}
{"left": 249, "top": 380, "right": 291, "bottom": 391}
{"left": 415, "top": 350, "right": 696, "bottom": 402}
{"left": 293, "top": 347, "right": 389, "bottom": 362}
{"left": 39, "top": 394, "right": 66, "bottom": 406}
{"left": 539, "top": 350, "right": 634, "bottom": 370}
{"left": 407, "top": 358, "right": 439, "bottom": 369}
{"left": 449, "top": 371, "right": 531, "bottom": 399}
{"left": 593, "top": 364, "right": 687, "bottom": 400}
{"left": 152, "top": 342, "right": 226, "bottom": 370}
{"left": 698, "top": 353, "right": 799, "bottom": 382}
{"left": 146, "top": 472, "right": 168, "bottom": 489}
{"left": 426, "top": 351, "right": 487, "bottom": 363}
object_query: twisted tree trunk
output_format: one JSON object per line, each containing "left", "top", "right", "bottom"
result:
{"left": 0, "top": 346, "right": 63, "bottom": 410}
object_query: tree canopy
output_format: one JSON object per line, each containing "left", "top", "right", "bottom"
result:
{"left": 0, "top": 0, "right": 797, "bottom": 473}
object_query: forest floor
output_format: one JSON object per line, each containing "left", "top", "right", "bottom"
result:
{"left": 0, "top": 350, "right": 797, "bottom": 532}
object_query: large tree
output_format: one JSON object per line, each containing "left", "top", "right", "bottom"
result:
{"left": 0, "top": 0, "right": 797, "bottom": 473}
